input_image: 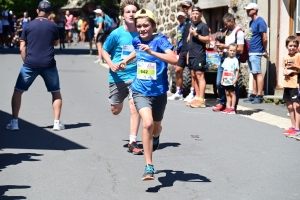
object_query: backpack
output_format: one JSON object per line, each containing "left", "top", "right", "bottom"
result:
{"left": 235, "top": 28, "right": 250, "bottom": 63}
{"left": 103, "top": 14, "right": 112, "bottom": 33}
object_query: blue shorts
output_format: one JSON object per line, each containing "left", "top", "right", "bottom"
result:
{"left": 248, "top": 55, "right": 262, "bottom": 74}
{"left": 15, "top": 66, "right": 60, "bottom": 92}
{"left": 87, "top": 29, "right": 94, "bottom": 41}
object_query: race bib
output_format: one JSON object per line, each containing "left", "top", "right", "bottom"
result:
{"left": 121, "top": 45, "right": 134, "bottom": 59}
{"left": 137, "top": 61, "right": 157, "bottom": 80}
{"left": 223, "top": 71, "right": 234, "bottom": 85}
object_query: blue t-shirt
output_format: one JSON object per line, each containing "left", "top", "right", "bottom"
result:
{"left": 176, "top": 24, "right": 184, "bottom": 53}
{"left": 94, "top": 16, "right": 104, "bottom": 32}
{"left": 21, "top": 17, "right": 59, "bottom": 68}
{"left": 103, "top": 25, "right": 138, "bottom": 83}
{"left": 88, "top": 12, "right": 95, "bottom": 30}
{"left": 247, "top": 16, "right": 267, "bottom": 54}
{"left": 130, "top": 34, "right": 173, "bottom": 96}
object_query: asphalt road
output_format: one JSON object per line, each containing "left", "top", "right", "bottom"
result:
{"left": 0, "top": 44, "right": 299, "bottom": 200}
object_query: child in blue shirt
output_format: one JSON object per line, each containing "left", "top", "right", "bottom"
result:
{"left": 221, "top": 43, "right": 239, "bottom": 114}
{"left": 123, "top": 8, "right": 177, "bottom": 180}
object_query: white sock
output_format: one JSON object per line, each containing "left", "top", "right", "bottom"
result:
{"left": 129, "top": 135, "right": 137, "bottom": 144}
{"left": 54, "top": 120, "right": 60, "bottom": 124}
{"left": 12, "top": 119, "right": 18, "bottom": 123}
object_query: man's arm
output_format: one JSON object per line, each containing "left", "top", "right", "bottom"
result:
{"left": 260, "top": 32, "right": 268, "bottom": 54}
{"left": 20, "top": 40, "right": 26, "bottom": 61}
{"left": 102, "top": 49, "right": 119, "bottom": 72}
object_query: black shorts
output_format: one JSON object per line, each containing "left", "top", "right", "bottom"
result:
{"left": 224, "top": 85, "right": 235, "bottom": 91}
{"left": 177, "top": 50, "right": 188, "bottom": 68}
{"left": 283, "top": 88, "right": 299, "bottom": 102}
{"left": 188, "top": 57, "right": 206, "bottom": 72}
{"left": 132, "top": 91, "right": 167, "bottom": 122}
{"left": 96, "top": 33, "right": 105, "bottom": 43}
{"left": 2, "top": 25, "right": 10, "bottom": 35}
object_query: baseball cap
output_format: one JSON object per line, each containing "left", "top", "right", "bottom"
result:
{"left": 181, "top": 1, "right": 192, "bottom": 7}
{"left": 176, "top": 11, "right": 186, "bottom": 18}
{"left": 94, "top": 9, "right": 102, "bottom": 14}
{"left": 191, "top": 6, "right": 202, "bottom": 13}
{"left": 135, "top": 8, "right": 155, "bottom": 22}
{"left": 38, "top": 0, "right": 51, "bottom": 13}
{"left": 244, "top": 3, "right": 259, "bottom": 10}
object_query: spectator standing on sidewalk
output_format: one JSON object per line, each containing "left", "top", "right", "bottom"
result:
{"left": 6, "top": 0, "right": 64, "bottom": 131}
{"left": 87, "top": 4, "right": 96, "bottom": 55}
{"left": 186, "top": 7, "right": 210, "bottom": 108}
{"left": 102, "top": 0, "right": 143, "bottom": 155}
{"left": 65, "top": 10, "right": 73, "bottom": 47}
{"left": 168, "top": 1, "right": 195, "bottom": 102}
{"left": 214, "top": 13, "right": 244, "bottom": 112}
{"left": 56, "top": 9, "right": 65, "bottom": 49}
{"left": 281, "top": 36, "right": 300, "bottom": 137}
{"left": 0, "top": 14, "right": 3, "bottom": 47}
{"left": 1, "top": 8, "right": 10, "bottom": 48}
{"left": 244, "top": 3, "right": 268, "bottom": 104}
{"left": 93, "top": 9, "right": 105, "bottom": 64}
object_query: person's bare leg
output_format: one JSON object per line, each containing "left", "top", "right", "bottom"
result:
{"left": 11, "top": 90, "right": 24, "bottom": 119}
{"left": 129, "top": 99, "right": 140, "bottom": 137}
{"left": 153, "top": 121, "right": 162, "bottom": 138}
{"left": 196, "top": 71, "right": 206, "bottom": 99}
{"left": 287, "top": 102, "right": 296, "bottom": 128}
{"left": 52, "top": 91, "right": 62, "bottom": 120}
{"left": 191, "top": 70, "right": 199, "bottom": 97}
{"left": 225, "top": 90, "right": 231, "bottom": 108}
{"left": 231, "top": 91, "right": 236, "bottom": 108}
{"left": 293, "top": 102, "right": 300, "bottom": 130}
{"left": 175, "top": 67, "right": 183, "bottom": 88}
{"left": 256, "top": 73, "right": 264, "bottom": 96}
{"left": 96, "top": 42, "right": 103, "bottom": 59}
{"left": 252, "top": 73, "right": 258, "bottom": 95}
{"left": 191, "top": 69, "right": 195, "bottom": 92}
{"left": 139, "top": 107, "right": 154, "bottom": 165}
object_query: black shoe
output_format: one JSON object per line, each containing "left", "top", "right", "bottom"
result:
{"left": 142, "top": 165, "right": 155, "bottom": 181}
{"left": 153, "top": 136, "right": 160, "bottom": 152}
{"left": 127, "top": 141, "right": 143, "bottom": 155}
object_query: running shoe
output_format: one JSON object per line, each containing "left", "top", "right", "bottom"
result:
{"left": 221, "top": 108, "right": 231, "bottom": 114}
{"left": 282, "top": 127, "right": 295, "bottom": 135}
{"left": 153, "top": 136, "right": 160, "bottom": 152}
{"left": 190, "top": 100, "right": 206, "bottom": 108}
{"left": 53, "top": 121, "right": 65, "bottom": 131}
{"left": 167, "top": 93, "right": 183, "bottom": 100}
{"left": 212, "top": 104, "right": 225, "bottom": 112}
{"left": 184, "top": 92, "right": 194, "bottom": 102}
{"left": 94, "top": 58, "right": 103, "bottom": 64}
{"left": 286, "top": 130, "right": 298, "bottom": 137}
{"left": 243, "top": 95, "right": 256, "bottom": 103}
{"left": 186, "top": 98, "right": 197, "bottom": 106}
{"left": 89, "top": 50, "right": 93, "bottom": 55}
{"left": 6, "top": 120, "right": 19, "bottom": 131}
{"left": 289, "top": 132, "right": 300, "bottom": 139}
{"left": 227, "top": 108, "right": 236, "bottom": 115}
{"left": 142, "top": 165, "right": 155, "bottom": 181}
{"left": 127, "top": 142, "right": 143, "bottom": 155}
{"left": 252, "top": 96, "right": 263, "bottom": 104}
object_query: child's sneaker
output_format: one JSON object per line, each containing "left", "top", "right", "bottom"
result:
{"left": 153, "top": 136, "right": 160, "bottom": 152}
{"left": 6, "top": 120, "right": 19, "bottom": 131}
{"left": 142, "top": 165, "right": 155, "bottom": 181}
{"left": 286, "top": 130, "right": 299, "bottom": 137}
{"left": 227, "top": 108, "right": 236, "bottom": 115}
{"left": 53, "top": 121, "right": 65, "bottom": 131}
{"left": 184, "top": 92, "right": 194, "bottom": 102}
{"left": 167, "top": 93, "right": 183, "bottom": 100}
{"left": 221, "top": 108, "right": 230, "bottom": 114}
{"left": 282, "top": 127, "right": 295, "bottom": 135}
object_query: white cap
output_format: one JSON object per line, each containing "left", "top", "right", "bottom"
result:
{"left": 244, "top": 3, "right": 259, "bottom": 10}
{"left": 176, "top": 11, "right": 186, "bottom": 18}
{"left": 94, "top": 9, "right": 102, "bottom": 14}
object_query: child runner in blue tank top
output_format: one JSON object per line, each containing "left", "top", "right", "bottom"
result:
{"left": 125, "top": 8, "right": 177, "bottom": 180}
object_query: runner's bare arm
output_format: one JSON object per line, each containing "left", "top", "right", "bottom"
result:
{"left": 20, "top": 40, "right": 26, "bottom": 61}
{"left": 54, "top": 39, "right": 59, "bottom": 46}
{"left": 102, "top": 50, "right": 120, "bottom": 72}
{"left": 119, "top": 51, "right": 136, "bottom": 71}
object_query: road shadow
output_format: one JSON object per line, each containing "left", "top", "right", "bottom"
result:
{"left": 41, "top": 122, "right": 91, "bottom": 130}
{"left": 146, "top": 170, "right": 211, "bottom": 193}
{"left": 0, "top": 110, "right": 87, "bottom": 151}
{"left": 0, "top": 153, "right": 43, "bottom": 172}
{"left": 122, "top": 140, "right": 181, "bottom": 150}
{"left": 237, "top": 109, "right": 264, "bottom": 115}
{"left": 0, "top": 185, "right": 30, "bottom": 199}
